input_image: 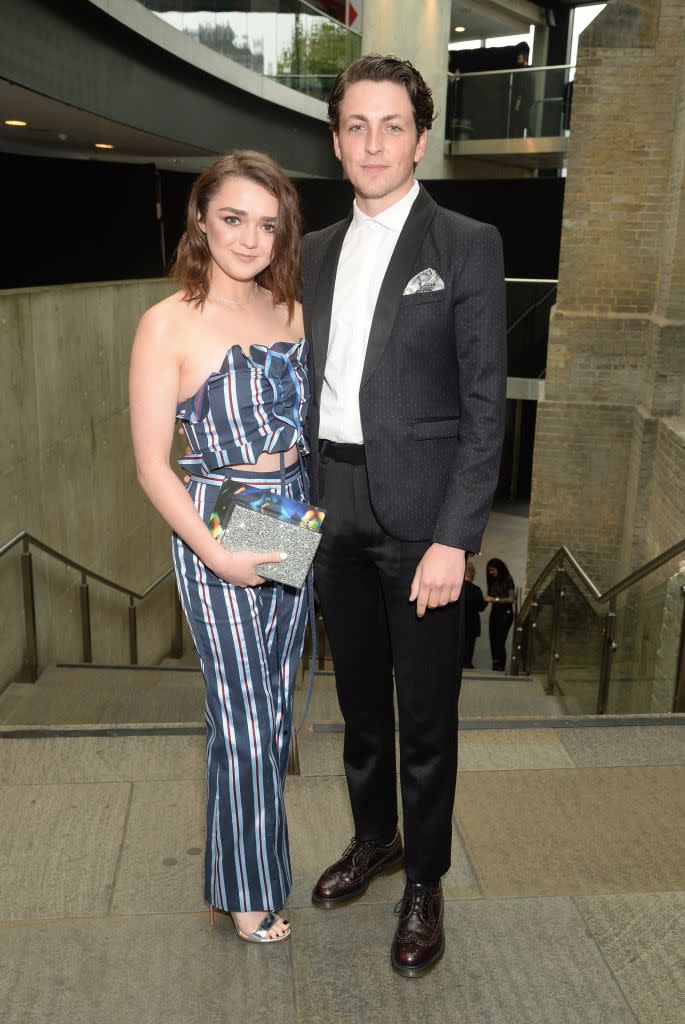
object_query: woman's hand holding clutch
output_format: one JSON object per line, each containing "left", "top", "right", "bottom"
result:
{"left": 208, "top": 547, "right": 287, "bottom": 588}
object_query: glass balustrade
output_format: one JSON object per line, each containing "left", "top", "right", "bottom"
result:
{"left": 516, "top": 554, "right": 684, "bottom": 717}
{"left": 136, "top": 1, "right": 360, "bottom": 100}
{"left": 554, "top": 570, "right": 604, "bottom": 715}
{"left": 607, "top": 570, "right": 685, "bottom": 714}
{"left": 526, "top": 578, "right": 555, "bottom": 688}
{"left": 447, "top": 66, "right": 574, "bottom": 142}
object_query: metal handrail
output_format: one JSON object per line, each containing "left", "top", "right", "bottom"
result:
{"left": 505, "top": 278, "right": 558, "bottom": 285}
{"left": 0, "top": 531, "right": 171, "bottom": 600}
{"left": 0, "top": 531, "right": 182, "bottom": 682}
{"left": 448, "top": 65, "right": 574, "bottom": 80}
{"left": 520, "top": 538, "right": 685, "bottom": 620}
{"left": 506, "top": 283, "right": 557, "bottom": 338}
{"left": 513, "top": 537, "right": 685, "bottom": 714}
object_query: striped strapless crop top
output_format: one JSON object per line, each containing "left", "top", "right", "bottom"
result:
{"left": 176, "top": 339, "right": 309, "bottom": 477}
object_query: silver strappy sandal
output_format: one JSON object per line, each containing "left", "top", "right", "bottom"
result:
{"left": 210, "top": 905, "right": 291, "bottom": 943}
{"left": 234, "top": 911, "right": 291, "bottom": 944}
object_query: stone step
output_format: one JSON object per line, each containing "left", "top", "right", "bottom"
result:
{"left": 0, "top": 687, "right": 204, "bottom": 726}
{"left": 0, "top": 664, "right": 576, "bottom": 728}
{"left": 294, "top": 672, "right": 576, "bottom": 723}
{"left": 0, "top": 668, "right": 204, "bottom": 727}
{"left": 38, "top": 665, "right": 201, "bottom": 690}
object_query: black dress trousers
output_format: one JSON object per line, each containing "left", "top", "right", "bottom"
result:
{"left": 314, "top": 445, "right": 464, "bottom": 882}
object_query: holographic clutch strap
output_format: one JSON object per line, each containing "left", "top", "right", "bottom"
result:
{"left": 209, "top": 481, "right": 326, "bottom": 590}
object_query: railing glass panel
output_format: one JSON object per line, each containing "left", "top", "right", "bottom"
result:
{"left": 447, "top": 66, "right": 574, "bottom": 142}
{"left": 527, "top": 578, "right": 555, "bottom": 685}
{"left": 554, "top": 570, "right": 604, "bottom": 715}
{"left": 608, "top": 571, "right": 685, "bottom": 714}
{"left": 136, "top": 1, "right": 360, "bottom": 100}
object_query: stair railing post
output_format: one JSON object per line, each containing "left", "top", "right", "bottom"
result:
{"left": 528, "top": 598, "right": 539, "bottom": 677}
{"left": 596, "top": 602, "right": 616, "bottom": 715}
{"left": 20, "top": 538, "right": 38, "bottom": 682}
{"left": 287, "top": 730, "right": 301, "bottom": 776}
{"left": 672, "top": 584, "right": 685, "bottom": 714}
{"left": 172, "top": 589, "right": 183, "bottom": 659}
{"left": 80, "top": 572, "right": 92, "bottom": 663}
{"left": 129, "top": 596, "right": 138, "bottom": 665}
{"left": 510, "top": 620, "right": 521, "bottom": 676}
{"left": 546, "top": 567, "right": 563, "bottom": 694}
{"left": 317, "top": 611, "right": 326, "bottom": 672}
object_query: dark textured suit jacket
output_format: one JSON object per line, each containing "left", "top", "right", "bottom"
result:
{"left": 302, "top": 184, "right": 507, "bottom": 553}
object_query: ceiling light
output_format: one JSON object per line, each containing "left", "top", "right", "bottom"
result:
{"left": 455, "top": 26, "right": 466, "bottom": 32}
{"left": 95, "top": 142, "right": 115, "bottom": 150}
{"left": 5, "top": 119, "right": 28, "bottom": 127}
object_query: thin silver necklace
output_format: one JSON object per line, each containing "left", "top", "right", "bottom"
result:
{"left": 209, "top": 286, "right": 258, "bottom": 307}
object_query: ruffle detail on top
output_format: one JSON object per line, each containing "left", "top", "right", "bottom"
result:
{"left": 176, "top": 339, "right": 309, "bottom": 475}
{"left": 258, "top": 345, "right": 304, "bottom": 431}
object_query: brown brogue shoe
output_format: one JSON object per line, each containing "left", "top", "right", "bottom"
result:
{"left": 311, "top": 830, "right": 404, "bottom": 908}
{"left": 391, "top": 880, "right": 445, "bottom": 977}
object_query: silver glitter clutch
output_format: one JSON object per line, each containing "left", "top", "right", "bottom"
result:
{"left": 210, "top": 482, "right": 326, "bottom": 590}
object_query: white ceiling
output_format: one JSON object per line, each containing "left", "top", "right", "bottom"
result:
{"left": 449, "top": 1, "right": 538, "bottom": 43}
{"left": 0, "top": 79, "right": 216, "bottom": 170}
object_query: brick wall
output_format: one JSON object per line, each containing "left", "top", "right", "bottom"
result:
{"left": 527, "top": 0, "right": 685, "bottom": 599}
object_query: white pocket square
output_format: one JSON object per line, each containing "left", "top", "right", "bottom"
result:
{"left": 403, "top": 268, "right": 445, "bottom": 295}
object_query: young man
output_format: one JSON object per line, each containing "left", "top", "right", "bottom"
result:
{"left": 302, "top": 55, "right": 506, "bottom": 976}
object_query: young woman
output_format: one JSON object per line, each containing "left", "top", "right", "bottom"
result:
{"left": 485, "top": 558, "right": 515, "bottom": 671}
{"left": 129, "top": 151, "right": 309, "bottom": 943}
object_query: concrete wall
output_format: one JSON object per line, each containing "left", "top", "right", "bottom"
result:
{"left": 0, "top": 278, "right": 176, "bottom": 688}
{"left": 361, "top": 0, "right": 452, "bottom": 178}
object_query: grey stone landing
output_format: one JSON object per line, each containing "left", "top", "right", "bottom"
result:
{"left": 1, "top": 701, "right": 684, "bottom": 1022}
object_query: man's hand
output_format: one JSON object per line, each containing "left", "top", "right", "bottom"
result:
{"left": 409, "top": 544, "right": 466, "bottom": 619}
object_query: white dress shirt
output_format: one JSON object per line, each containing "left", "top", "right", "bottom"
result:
{"left": 319, "top": 180, "right": 420, "bottom": 444}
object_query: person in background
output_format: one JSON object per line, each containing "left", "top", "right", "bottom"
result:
{"left": 462, "top": 562, "right": 486, "bottom": 669}
{"left": 485, "top": 558, "right": 515, "bottom": 671}
{"left": 511, "top": 42, "right": 534, "bottom": 137}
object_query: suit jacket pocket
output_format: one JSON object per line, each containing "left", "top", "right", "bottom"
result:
{"left": 399, "top": 289, "right": 445, "bottom": 306}
{"left": 411, "top": 416, "right": 461, "bottom": 440}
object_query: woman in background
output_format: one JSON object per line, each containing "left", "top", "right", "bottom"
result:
{"left": 485, "top": 558, "right": 515, "bottom": 671}
{"left": 129, "top": 151, "right": 309, "bottom": 944}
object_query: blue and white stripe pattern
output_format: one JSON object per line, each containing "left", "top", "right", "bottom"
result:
{"left": 173, "top": 341, "right": 310, "bottom": 913}
{"left": 176, "top": 340, "right": 309, "bottom": 476}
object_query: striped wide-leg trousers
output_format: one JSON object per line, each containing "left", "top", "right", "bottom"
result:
{"left": 172, "top": 463, "right": 309, "bottom": 912}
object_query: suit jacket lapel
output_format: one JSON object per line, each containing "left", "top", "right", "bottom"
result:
{"left": 360, "top": 185, "right": 437, "bottom": 390}
{"left": 311, "top": 214, "right": 352, "bottom": 406}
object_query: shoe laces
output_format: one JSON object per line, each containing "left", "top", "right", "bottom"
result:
{"left": 341, "top": 835, "right": 378, "bottom": 867}
{"left": 394, "top": 882, "right": 436, "bottom": 920}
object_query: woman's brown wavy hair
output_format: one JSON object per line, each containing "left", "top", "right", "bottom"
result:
{"left": 171, "top": 150, "right": 302, "bottom": 321}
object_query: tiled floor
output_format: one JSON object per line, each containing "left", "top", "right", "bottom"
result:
{"left": 2, "top": 719, "right": 684, "bottom": 1024}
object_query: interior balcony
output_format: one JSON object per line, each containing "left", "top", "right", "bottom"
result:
{"left": 445, "top": 65, "right": 573, "bottom": 173}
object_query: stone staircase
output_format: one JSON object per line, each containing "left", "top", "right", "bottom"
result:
{"left": 0, "top": 665, "right": 204, "bottom": 726}
{"left": 0, "top": 662, "right": 576, "bottom": 727}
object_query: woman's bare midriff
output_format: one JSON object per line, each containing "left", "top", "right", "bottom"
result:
{"left": 227, "top": 446, "right": 299, "bottom": 473}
